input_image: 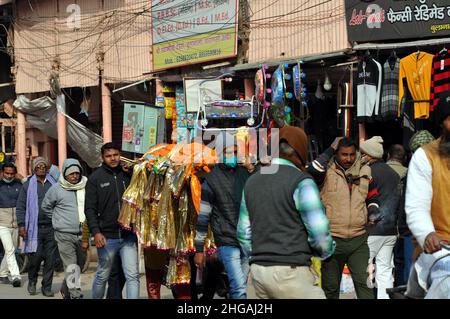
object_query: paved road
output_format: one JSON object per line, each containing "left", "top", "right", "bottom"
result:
{"left": 0, "top": 263, "right": 175, "bottom": 299}
{"left": 0, "top": 262, "right": 354, "bottom": 299}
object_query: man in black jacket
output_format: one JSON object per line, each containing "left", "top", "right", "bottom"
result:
{"left": 360, "top": 136, "right": 400, "bottom": 299}
{"left": 194, "top": 132, "right": 252, "bottom": 299}
{"left": 85, "top": 143, "right": 139, "bottom": 299}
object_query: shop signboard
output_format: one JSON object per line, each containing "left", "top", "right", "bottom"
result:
{"left": 345, "top": 0, "right": 450, "bottom": 42}
{"left": 151, "top": 0, "right": 239, "bottom": 71}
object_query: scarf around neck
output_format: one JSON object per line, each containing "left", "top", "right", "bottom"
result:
{"left": 335, "top": 153, "right": 368, "bottom": 185}
{"left": 58, "top": 175, "right": 88, "bottom": 224}
{"left": 25, "top": 174, "right": 56, "bottom": 253}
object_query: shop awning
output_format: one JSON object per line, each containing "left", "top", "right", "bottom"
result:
{"left": 353, "top": 37, "right": 450, "bottom": 51}
{"left": 230, "top": 50, "right": 355, "bottom": 71}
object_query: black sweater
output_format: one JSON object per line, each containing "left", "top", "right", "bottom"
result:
{"left": 367, "top": 161, "right": 401, "bottom": 236}
{"left": 85, "top": 164, "right": 132, "bottom": 239}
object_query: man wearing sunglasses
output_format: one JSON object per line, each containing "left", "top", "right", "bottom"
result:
{"left": 16, "top": 157, "right": 57, "bottom": 297}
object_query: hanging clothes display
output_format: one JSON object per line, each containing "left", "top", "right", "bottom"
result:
{"left": 399, "top": 51, "right": 434, "bottom": 119}
{"left": 357, "top": 54, "right": 382, "bottom": 122}
{"left": 430, "top": 48, "right": 450, "bottom": 113}
{"left": 381, "top": 56, "right": 400, "bottom": 121}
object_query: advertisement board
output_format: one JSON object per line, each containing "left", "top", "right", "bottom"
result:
{"left": 151, "top": 0, "right": 239, "bottom": 70}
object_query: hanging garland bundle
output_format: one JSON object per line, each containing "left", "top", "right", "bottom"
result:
{"left": 117, "top": 142, "right": 218, "bottom": 287}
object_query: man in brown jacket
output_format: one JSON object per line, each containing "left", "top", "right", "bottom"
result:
{"left": 308, "top": 137, "right": 381, "bottom": 299}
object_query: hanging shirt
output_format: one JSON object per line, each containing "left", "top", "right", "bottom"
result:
{"left": 399, "top": 52, "right": 434, "bottom": 119}
{"left": 381, "top": 58, "right": 400, "bottom": 121}
{"left": 430, "top": 49, "right": 450, "bottom": 112}
{"left": 357, "top": 57, "right": 382, "bottom": 122}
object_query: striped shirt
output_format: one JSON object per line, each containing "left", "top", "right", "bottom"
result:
{"left": 237, "top": 158, "right": 335, "bottom": 260}
{"left": 430, "top": 49, "right": 450, "bottom": 112}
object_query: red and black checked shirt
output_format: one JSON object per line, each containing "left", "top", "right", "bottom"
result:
{"left": 430, "top": 50, "right": 450, "bottom": 112}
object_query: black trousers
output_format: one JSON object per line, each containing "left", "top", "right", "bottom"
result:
{"left": 188, "top": 255, "right": 225, "bottom": 300}
{"left": 27, "top": 226, "right": 57, "bottom": 291}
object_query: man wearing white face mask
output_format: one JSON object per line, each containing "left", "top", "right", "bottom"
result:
{"left": 0, "top": 163, "right": 23, "bottom": 287}
{"left": 360, "top": 136, "right": 401, "bottom": 299}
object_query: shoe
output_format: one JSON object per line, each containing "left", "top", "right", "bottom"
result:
{"left": 70, "top": 289, "right": 83, "bottom": 299}
{"left": 28, "top": 282, "right": 37, "bottom": 295}
{"left": 0, "top": 276, "right": 11, "bottom": 284}
{"left": 41, "top": 288, "right": 54, "bottom": 297}
{"left": 12, "top": 278, "right": 21, "bottom": 288}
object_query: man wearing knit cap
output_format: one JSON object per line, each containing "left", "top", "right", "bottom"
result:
{"left": 409, "top": 130, "right": 435, "bottom": 153}
{"left": 238, "top": 125, "right": 335, "bottom": 298}
{"left": 42, "top": 158, "right": 88, "bottom": 299}
{"left": 360, "top": 136, "right": 401, "bottom": 299}
{"left": 16, "top": 156, "right": 57, "bottom": 296}
{"left": 405, "top": 91, "right": 450, "bottom": 298}
{"left": 308, "top": 136, "right": 381, "bottom": 299}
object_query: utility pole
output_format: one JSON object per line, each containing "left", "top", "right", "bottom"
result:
{"left": 97, "top": 49, "right": 112, "bottom": 143}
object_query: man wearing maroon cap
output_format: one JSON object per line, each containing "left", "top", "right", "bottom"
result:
{"left": 238, "top": 125, "right": 335, "bottom": 298}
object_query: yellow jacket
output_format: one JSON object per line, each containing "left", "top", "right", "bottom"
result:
{"left": 399, "top": 52, "right": 434, "bottom": 119}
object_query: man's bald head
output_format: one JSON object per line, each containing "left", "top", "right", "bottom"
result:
{"left": 388, "top": 144, "right": 406, "bottom": 164}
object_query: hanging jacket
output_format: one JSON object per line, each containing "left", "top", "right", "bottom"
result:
{"left": 399, "top": 52, "right": 434, "bottom": 119}
{"left": 357, "top": 57, "right": 382, "bottom": 122}
{"left": 381, "top": 58, "right": 400, "bottom": 121}
{"left": 430, "top": 49, "right": 450, "bottom": 126}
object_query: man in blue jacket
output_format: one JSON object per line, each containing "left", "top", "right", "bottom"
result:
{"left": 0, "top": 163, "right": 22, "bottom": 287}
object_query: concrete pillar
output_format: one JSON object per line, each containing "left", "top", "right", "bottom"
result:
{"left": 244, "top": 78, "right": 255, "bottom": 100}
{"left": 101, "top": 82, "right": 112, "bottom": 143}
{"left": 358, "top": 123, "right": 367, "bottom": 144}
{"left": 56, "top": 95, "right": 67, "bottom": 169}
{"left": 155, "top": 78, "right": 164, "bottom": 98}
{"left": 16, "top": 109, "right": 27, "bottom": 177}
{"left": 57, "top": 113, "right": 67, "bottom": 169}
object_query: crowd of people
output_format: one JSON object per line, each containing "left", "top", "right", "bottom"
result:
{"left": 0, "top": 99, "right": 449, "bottom": 299}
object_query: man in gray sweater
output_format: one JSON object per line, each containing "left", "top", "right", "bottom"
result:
{"left": 42, "top": 158, "right": 87, "bottom": 299}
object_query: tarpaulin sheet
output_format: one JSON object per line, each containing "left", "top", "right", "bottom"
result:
{"left": 13, "top": 95, "right": 103, "bottom": 168}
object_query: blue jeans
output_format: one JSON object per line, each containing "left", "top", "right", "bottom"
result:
{"left": 403, "top": 235, "right": 414, "bottom": 284}
{"left": 217, "top": 246, "right": 249, "bottom": 299}
{"left": 92, "top": 237, "right": 140, "bottom": 299}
